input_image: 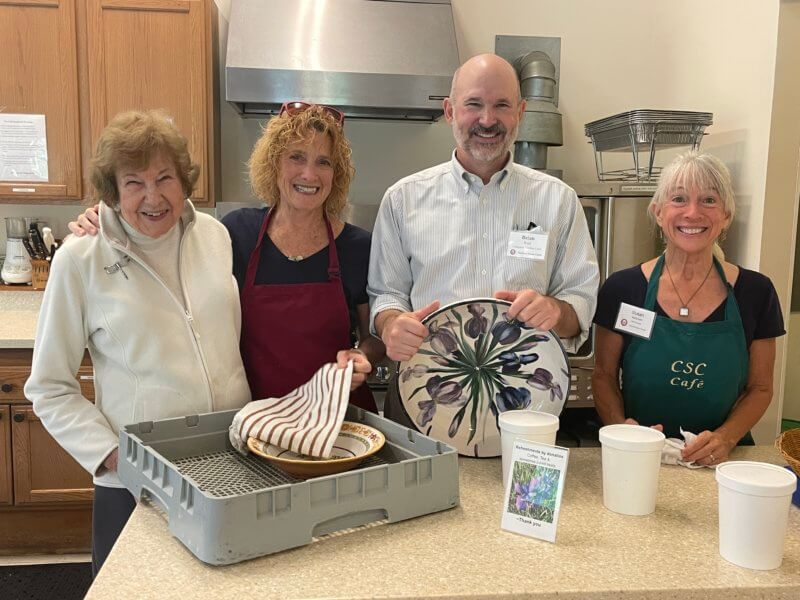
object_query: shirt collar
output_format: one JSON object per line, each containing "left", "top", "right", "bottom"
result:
{"left": 449, "top": 150, "right": 513, "bottom": 193}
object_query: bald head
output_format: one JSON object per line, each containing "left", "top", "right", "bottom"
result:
{"left": 444, "top": 54, "right": 525, "bottom": 182}
{"left": 449, "top": 54, "right": 522, "bottom": 103}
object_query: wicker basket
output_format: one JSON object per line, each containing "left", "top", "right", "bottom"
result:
{"left": 30, "top": 259, "right": 50, "bottom": 290}
{"left": 776, "top": 428, "right": 800, "bottom": 476}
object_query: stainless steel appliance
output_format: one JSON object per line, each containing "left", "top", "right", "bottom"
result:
{"left": 568, "top": 182, "right": 661, "bottom": 406}
{"left": 225, "top": 0, "right": 460, "bottom": 122}
{"left": 2, "top": 217, "right": 32, "bottom": 284}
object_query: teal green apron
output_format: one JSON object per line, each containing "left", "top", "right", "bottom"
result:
{"left": 621, "top": 255, "right": 752, "bottom": 442}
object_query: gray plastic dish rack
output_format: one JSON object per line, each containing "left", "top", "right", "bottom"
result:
{"left": 117, "top": 405, "right": 460, "bottom": 565}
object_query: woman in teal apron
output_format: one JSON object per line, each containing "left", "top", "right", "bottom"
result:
{"left": 592, "top": 151, "right": 785, "bottom": 467}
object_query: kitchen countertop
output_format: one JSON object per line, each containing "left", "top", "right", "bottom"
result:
{"left": 0, "top": 290, "right": 42, "bottom": 348}
{"left": 88, "top": 446, "right": 799, "bottom": 599}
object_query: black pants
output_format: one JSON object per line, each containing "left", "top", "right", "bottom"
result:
{"left": 383, "top": 375, "right": 416, "bottom": 429}
{"left": 92, "top": 485, "right": 136, "bottom": 578}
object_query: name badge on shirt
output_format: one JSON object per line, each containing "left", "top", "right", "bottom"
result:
{"left": 507, "top": 230, "right": 548, "bottom": 261}
{"left": 614, "top": 302, "right": 656, "bottom": 340}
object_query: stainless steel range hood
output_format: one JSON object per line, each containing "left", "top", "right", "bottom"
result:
{"left": 225, "top": 0, "right": 460, "bottom": 122}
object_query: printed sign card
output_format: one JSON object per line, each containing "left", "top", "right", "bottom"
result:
{"left": 501, "top": 441, "right": 569, "bottom": 542}
{"left": 0, "top": 114, "right": 49, "bottom": 182}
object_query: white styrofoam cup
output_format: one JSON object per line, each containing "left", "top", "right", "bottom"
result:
{"left": 715, "top": 461, "right": 797, "bottom": 570}
{"left": 498, "top": 410, "right": 559, "bottom": 489}
{"left": 598, "top": 424, "right": 665, "bottom": 515}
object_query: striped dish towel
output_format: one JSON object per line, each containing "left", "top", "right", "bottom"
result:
{"left": 229, "top": 361, "right": 353, "bottom": 458}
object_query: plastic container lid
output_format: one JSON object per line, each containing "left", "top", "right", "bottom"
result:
{"left": 715, "top": 461, "right": 798, "bottom": 497}
{"left": 598, "top": 424, "right": 665, "bottom": 452}
{"left": 498, "top": 410, "right": 559, "bottom": 435}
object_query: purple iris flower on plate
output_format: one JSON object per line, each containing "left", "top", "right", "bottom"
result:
{"left": 495, "top": 386, "right": 532, "bottom": 411}
{"left": 429, "top": 326, "right": 458, "bottom": 355}
{"left": 465, "top": 304, "right": 489, "bottom": 338}
{"left": 527, "top": 368, "right": 564, "bottom": 402}
{"left": 514, "top": 334, "right": 550, "bottom": 351}
{"left": 497, "top": 351, "right": 540, "bottom": 374}
{"left": 400, "top": 364, "right": 429, "bottom": 382}
{"left": 491, "top": 320, "right": 521, "bottom": 345}
{"left": 416, "top": 376, "right": 466, "bottom": 428}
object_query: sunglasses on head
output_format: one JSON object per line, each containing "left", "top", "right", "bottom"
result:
{"left": 279, "top": 101, "right": 345, "bottom": 126}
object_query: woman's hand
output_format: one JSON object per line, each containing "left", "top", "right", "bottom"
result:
{"left": 337, "top": 349, "right": 372, "bottom": 391}
{"left": 682, "top": 430, "right": 736, "bottom": 466}
{"left": 67, "top": 204, "right": 101, "bottom": 237}
{"left": 623, "top": 417, "right": 664, "bottom": 431}
{"left": 103, "top": 448, "right": 119, "bottom": 472}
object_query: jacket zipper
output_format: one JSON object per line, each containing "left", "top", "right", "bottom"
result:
{"left": 109, "top": 221, "right": 215, "bottom": 412}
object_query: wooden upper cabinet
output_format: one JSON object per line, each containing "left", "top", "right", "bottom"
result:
{"left": 0, "top": 406, "right": 12, "bottom": 506}
{"left": 0, "top": 0, "right": 82, "bottom": 201}
{"left": 86, "top": 0, "right": 213, "bottom": 204}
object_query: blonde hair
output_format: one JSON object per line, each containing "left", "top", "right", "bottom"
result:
{"left": 89, "top": 109, "right": 199, "bottom": 207}
{"left": 248, "top": 106, "right": 354, "bottom": 218}
{"left": 649, "top": 150, "right": 735, "bottom": 260}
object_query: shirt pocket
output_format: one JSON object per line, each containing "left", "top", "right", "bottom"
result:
{"left": 500, "top": 252, "right": 550, "bottom": 293}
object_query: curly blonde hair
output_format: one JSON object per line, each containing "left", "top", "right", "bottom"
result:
{"left": 89, "top": 109, "right": 199, "bottom": 208}
{"left": 248, "top": 106, "right": 354, "bottom": 218}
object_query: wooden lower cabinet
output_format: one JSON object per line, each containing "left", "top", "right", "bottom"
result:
{"left": 0, "top": 506, "right": 92, "bottom": 555}
{"left": 0, "top": 406, "right": 12, "bottom": 506}
{"left": 0, "top": 349, "right": 95, "bottom": 554}
{"left": 11, "top": 406, "right": 93, "bottom": 505}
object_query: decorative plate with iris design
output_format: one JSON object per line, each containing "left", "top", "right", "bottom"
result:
{"left": 398, "top": 298, "right": 570, "bottom": 457}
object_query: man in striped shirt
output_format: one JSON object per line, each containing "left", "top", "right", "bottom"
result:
{"left": 368, "top": 53, "right": 598, "bottom": 368}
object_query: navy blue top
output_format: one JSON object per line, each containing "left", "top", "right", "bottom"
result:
{"left": 594, "top": 263, "right": 785, "bottom": 359}
{"left": 221, "top": 207, "right": 371, "bottom": 337}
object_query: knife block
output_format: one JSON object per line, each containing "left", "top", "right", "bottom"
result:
{"left": 30, "top": 259, "right": 50, "bottom": 290}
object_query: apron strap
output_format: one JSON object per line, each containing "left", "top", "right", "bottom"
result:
{"left": 643, "top": 254, "right": 665, "bottom": 311}
{"left": 323, "top": 216, "right": 341, "bottom": 280}
{"left": 244, "top": 208, "right": 273, "bottom": 290}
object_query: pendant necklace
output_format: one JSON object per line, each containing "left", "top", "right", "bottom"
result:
{"left": 287, "top": 255, "right": 304, "bottom": 262}
{"left": 664, "top": 257, "right": 714, "bottom": 317}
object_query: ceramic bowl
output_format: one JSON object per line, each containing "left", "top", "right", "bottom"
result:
{"left": 397, "top": 298, "right": 570, "bottom": 458}
{"left": 247, "top": 421, "right": 386, "bottom": 478}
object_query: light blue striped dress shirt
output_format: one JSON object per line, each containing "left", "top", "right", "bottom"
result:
{"left": 367, "top": 152, "right": 599, "bottom": 352}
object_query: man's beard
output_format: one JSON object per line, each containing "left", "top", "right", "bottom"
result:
{"left": 453, "top": 122, "right": 519, "bottom": 164}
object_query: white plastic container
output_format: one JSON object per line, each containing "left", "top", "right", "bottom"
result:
{"left": 498, "top": 411, "right": 559, "bottom": 489}
{"left": 598, "top": 424, "right": 665, "bottom": 516}
{"left": 715, "top": 461, "right": 797, "bottom": 570}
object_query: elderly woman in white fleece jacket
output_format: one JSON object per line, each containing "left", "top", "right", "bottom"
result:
{"left": 24, "top": 110, "right": 251, "bottom": 577}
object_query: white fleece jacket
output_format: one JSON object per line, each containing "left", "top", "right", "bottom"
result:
{"left": 25, "top": 201, "right": 251, "bottom": 488}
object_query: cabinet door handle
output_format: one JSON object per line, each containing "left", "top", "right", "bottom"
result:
{"left": 1, "top": 383, "right": 12, "bottom": 393}
{"left": 13, "top": 413, "right": 24, "bottom": 423}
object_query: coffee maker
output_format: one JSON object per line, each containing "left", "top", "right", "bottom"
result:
{"left": 2, "top": 217, "right": 32, "bottom": 284}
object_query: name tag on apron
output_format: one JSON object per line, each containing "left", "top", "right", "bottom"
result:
{"left": 507, "top": 230, "right": 547, "bottom": 260}
{"left": 614, "top": 302, "right": 656, "bottom": 339}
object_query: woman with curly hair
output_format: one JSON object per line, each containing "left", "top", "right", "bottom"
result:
{"left": 222, "top": 102, "right": 382, "bottom": 409}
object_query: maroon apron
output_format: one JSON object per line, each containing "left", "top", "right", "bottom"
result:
{"left": 239, "top": 209, "right": 376, "bottom": 411}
